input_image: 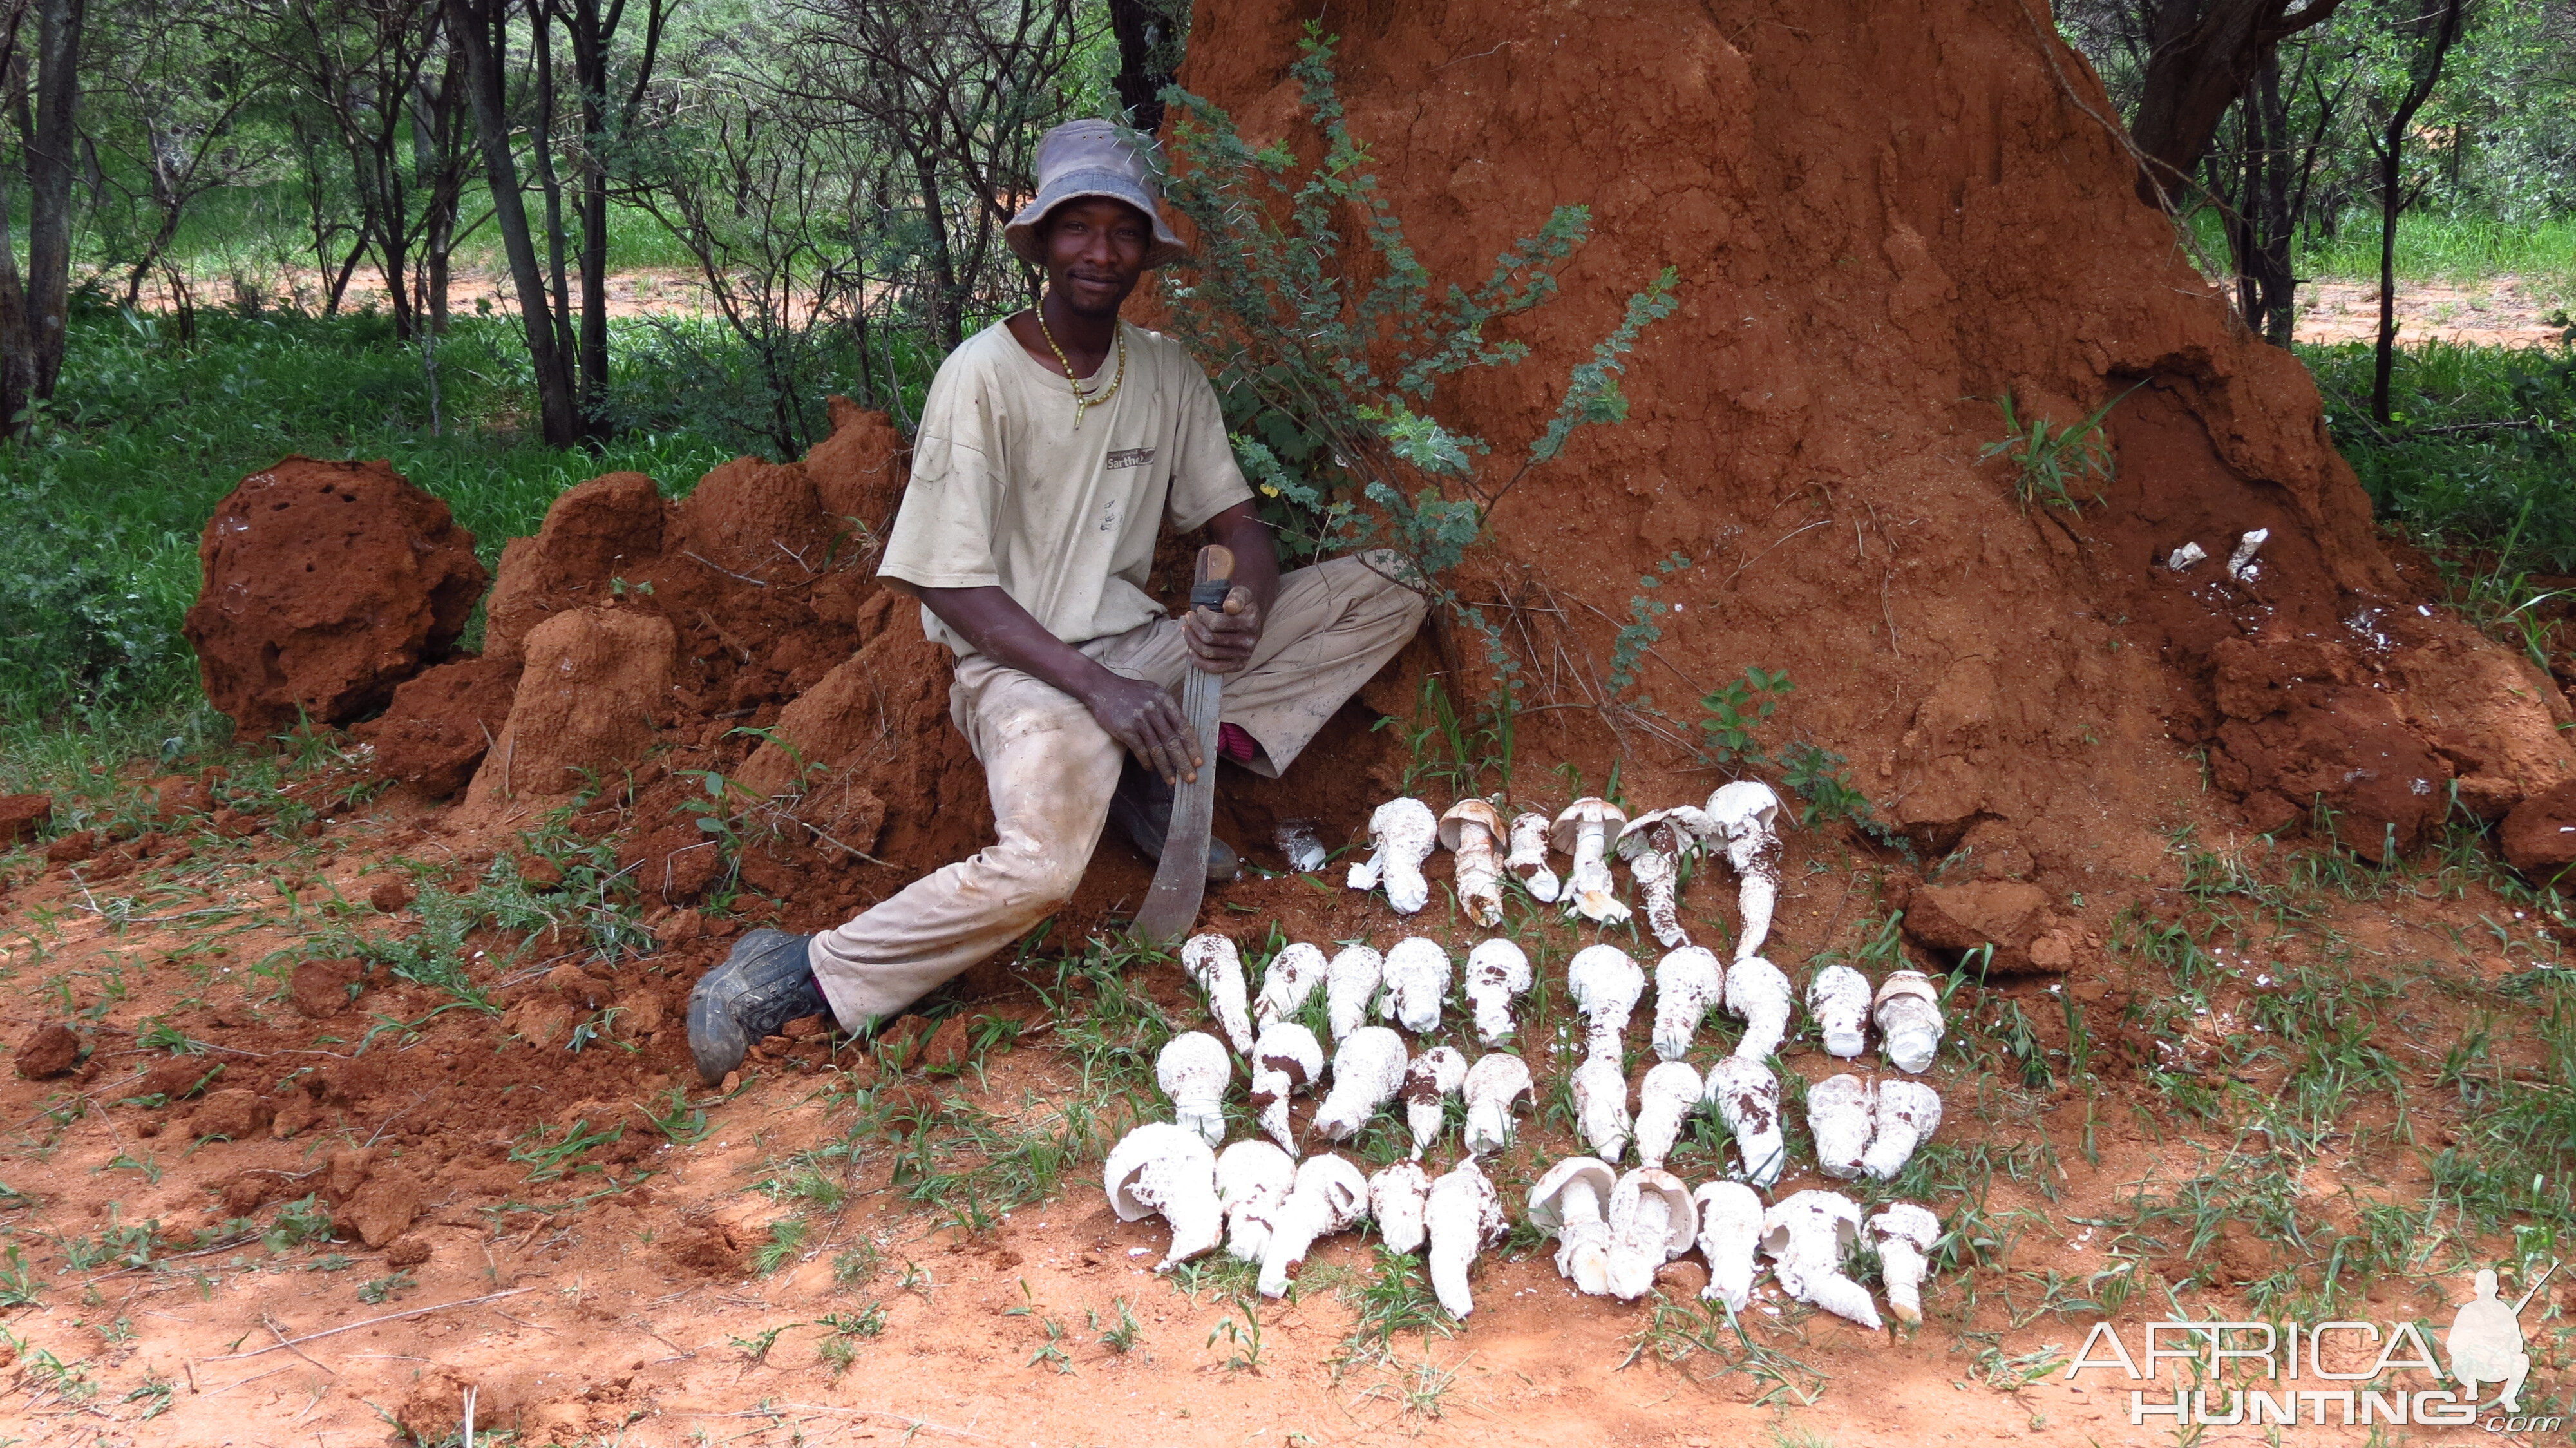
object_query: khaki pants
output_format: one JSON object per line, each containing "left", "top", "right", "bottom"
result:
{"left": 808, "top": 552, "right": 1427, "bottom": 1027}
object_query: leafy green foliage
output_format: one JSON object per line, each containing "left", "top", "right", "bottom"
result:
{"left": 1979, "top": 390, "right": 2125, "bottom": 514}
{"left": 1697, "top": 667, "right": 1794, "bottom": 768}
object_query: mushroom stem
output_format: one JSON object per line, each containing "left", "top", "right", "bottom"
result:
{"left": 1440, "top": 801, "right": 1507, "bottom": 927}
{"left": 1461, "top": 1053, "right": 1533, "bottom": 1157}
{"left": 1551, "top": 1176, "right": 1612, "bottom": 1295}
{"left": 1562, "top": 816, "right": 1631, "bottom": 924}
{"left": 1632, "top": 1061, "right": 1703, "bottom": 1170}
{"left": 1256, "top": 1156, "right": 1368, "bottom": 1298}
{"left": 1572, "top": 1054, "right": 1633, "bottom": 1164}
{"left": 1348, "top": 798, "right": 1439, "bottom": 915}
{"left": 1870, "top": 1203, "right": 1942, "bottom": 1326}
{"left": 1694, "top": 1181, "right": 1763, "bottom": 1310}
{"left": 1505, "top": 812, "right": 1561, "bottom": 903}
{"left": 1181, "top": 935, "right": 1255, "bottom": 1055}
{"left": 1368, "top": 1161, "right": 1431, "bottom": 1255}
{"left": 1324, "top": 945, "right": 1384, "bottom": 1042}
{"left": 1873, "top": 970, "right": 1944, "bottom": 1073}
{"left": 1763, "top": 1190, "right": 1880, "bottom": 1329}
{"left": 1808, "top": 964, "right": 1871, "bottom": 1058}
{"left": 1808, "top": 1073, "right": 1873, "bottom": 1179}
{"left": 1725, "top": 955, "right": 1793, "bottom": 1062}
{"left": 1464, "top": 938, "right": 1532, "bottom": 1046}
{"left": 1862, "top": 1080, "right": 1944, "bottom": 1180}
{"left": 1132, "top": 1154, "right": 1224, "bottom": 1268}
{"left": 1652, "top": 946, "right": 1725, "bottom": 1061}
{"left": 1704, "top": 1056, "right": 1785, "bottom": 1188}
{"left": 1424, "top": 1174, "right": 1493, "bottom": 1317}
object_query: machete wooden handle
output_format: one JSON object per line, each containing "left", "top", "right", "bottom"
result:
{"left": 1190, "top": 544, "right": 1236, "bottom": 614}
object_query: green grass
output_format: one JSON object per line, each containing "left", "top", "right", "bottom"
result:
{"left": 2299, "top": 211, "right": 2576, "bottom": 293}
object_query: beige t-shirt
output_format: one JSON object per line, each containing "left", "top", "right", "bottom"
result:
{"left": 878, "top": 319, "right": 1253, "bottom": 655}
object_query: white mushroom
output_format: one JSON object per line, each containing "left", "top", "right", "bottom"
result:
{"left": 1869, "top": 1203, "right": 1942, "bottom": 1326}
{"left": 2166, "top": 540, "right": 2208, "bottom": 571}
{"left": 1256, "top": 1152, "right": 1370, "bottom": 1298}
{"left": 1705, "top": 781, "right": 1783, "bottom": 961}
{"left": 1463, "top": 938, "right": 1533, "bottom": 1045}
{"left": 1504, "top": 810, "right": 1561, "bottom": 904}
{"left": 1156, "top": 1031, "right": 1233, "bottom": 1145}
{"left": 1324, "top": 944, "right": 1384, "bottom": 1042}
{"left": 1703, "top": 1055, "right": 1785, "bottom": 1188}
{"left": 1401, "top": 1045, "right": 1468, "bottom": 1159}
{"left": 1102, "top": 1122, "right": 1222, "bottom": 1270}
{"left": 1347, "top": 797, "right": 1439, "bottom": 915}
{"left": 1808, "top": 1072, "right": 1873, "bottom": 1179}
{"left": 1528, "top": 1157, "right": 1618, "bottom": 1295}
{"left": 1761, "top": 1189, "right": 1880, "bottom": 1329}
{"left": 2228, "top": 526, "right": 2269, "bottom": 582}
{"left": 1571, "top": 1053, "right": 1633, "bottom": 1164}
{"left": 1379, "top": 937, "right": 1452, "bottom": 1035}
{"left": 1460, "top": 1051, "right": 1533, "bottom": 1157}
{"left": 1694, "top": 1180, "right": 1765, "bottom": 1311}
{"left": 1604, "top": 1168, "right": 1698, "bottom": 1301}
{"left": 1180, "top": 933, "right": 1255, "bottom": 1056}
{"left": 1652, "top": 946, "right": 1725, "bottom": 1061}
{"left": 1862, "top": 1080, "right": 1943, "bottom": 1181}
{"left": 1254, "top": 942, "right": 1328, "bottom": 1029}
{"left": 1439, "top": 799, "right": 1508, "bottom": 926}
{"left": 1248, "top": 1021, "right": 1323, "bottom": 1156}
{"left": 1553, "top": 798, "right": 1632, "bottom": 924}
{"left": 1618, "top": 806, "right": 1713, "bottom": 948}
{"left": 1216, "top": 1140, "right": 1296, "bottom": 1262}
{"left": 1425, "top": 1158, "right": 1506, "bottom": 1318}
{"left": 1872, "top": 970, "right": 1944, "bottom": 1073}
{"left": 1724, "top": 955, "right": 1794, "bottom": 1062}
{"left": 1631, "top": 1061, "right": 1703, "bottom": 1170}
{"left": 1567, "top": 944, "right": 1645, "bottom": 1060}
{"left": 1274, "top": 819, "right": 1328, "bottom": 874}
{"left": 1368, "top": 1159, "right": 1432, "bottom": 1255}
{"left": 1313, "top": 1026, "right": 1408, "bottom": 1142}
{"left": 1808, "top": 964, "right": 1871, "bottom": 1058}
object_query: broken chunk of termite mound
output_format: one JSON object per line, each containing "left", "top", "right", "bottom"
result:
{"left": 1461, "top": 1051, "right": 1533, "bottom": 1156}
{"left": 1807, "top": 1072, "right": 1874, "bottom": 1179}
{"left": 1157, "top": 1031, "right": 1233, "bottom": 1145}
{"left": 1506, "top": 810, "right": 1560, "bottom": 903}
{"left": 1869, "top": 1202, "right": 1942, "bottom": 1326}
{"left": 1403, "top": 1044, "right": 1467, "bottom": 1159}
{"left": 1724, "top": 955, "right": 1794, "bottom": 1062}
{"left": 1103, "top": 1122, "right": 1222, "bottom": 1270}
{"left": 1426, "top": 1157, "right": 1506, "bottom": 1317}
{"left": 1529, "top": 1156, "right": 1618, "bottom": 1296}
{"left": 1249, "top": 1021, "right": 1324, "bottom": 1156}
{"left": 1314, "top": 1025, "right": 1408, "bottom": 1142}
{"left": 1762, "top": 1189, "right": 1880, "bottom": 1329}
{"left": 1653, "top": 946, "right": 1725, "bottom": 1062}
{"left": 1632, "top": 1061, "right": 1703, "bottom": 1170}
{"left": 1872, "top": 969, "right": 1944, "bottom": 1072}
{"left": 1325, "top": 944, "right": 1384, "bottom": 1042}
{"left": 1695, "top": 1180, "right": 1764, "bottom": 1310}
{"left": 1464, "top": 938, "right": 1532, "bottom": 1046}
{"left": 1257, "top": 1152, "right": 1369, "bottom": 1298}
{"left": 1554, "top": 797, "right": 1631, "bottom": 924}
{"left": 1181, "top": 933, "right": 1254, "bottom": 1056}
{"left": 1707, "top": 781, "right": 1783, "bottom": 961}
{"left": 1808, "top": 963, "right": 1870, "bottom": 1058}
{"left": 1368, "top": 1159, "right": 1433, "bottom": 1254}
{"left": 1605, "top": 1168, "right": 1699, "bottom": 1301}
{"left": 1347, "top": 797, "right": 1438, "bottom": 915}
{"left": 1572, "top": 1053, "right": 1633, "bottom": 1164}
{"left": 1568, "top": 943, "right": 1645, "bottom": 1060}
{"left": 1255, "top": 941, "right": 1327, "bottom": 1029}
{"left": 1440, "top": 798, "right": 1508, "bottom": 926}
{"left": 1620, "top": 805, "right": 1712, "bottom": 948}
{"left": 1379, "top": 937, "right": 1452, "bottom": 1034}
{"left": 1703, "top": 1055, "right": 1785, "bottom": 1188}
{"left": 1217, "top": 1140, "right": 1296, "bottom": 1263}
{"left": 1862, "top": 1079, "right": 1942, "bottom": 1180}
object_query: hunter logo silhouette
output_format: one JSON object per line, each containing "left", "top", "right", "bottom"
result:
{"left": 2447, "top": 1262, "right": 2553, "bottom": 1412}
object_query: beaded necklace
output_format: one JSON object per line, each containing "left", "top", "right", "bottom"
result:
{"left": 1034, "top": 309, "right": 1126, "bottom": 430}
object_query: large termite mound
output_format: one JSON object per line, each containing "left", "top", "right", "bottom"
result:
{"left": 1176, "top": 0, "right": 2574, "bottom": 888}
{"left": 184, "top": 457, "right": 488, "bottom": 734}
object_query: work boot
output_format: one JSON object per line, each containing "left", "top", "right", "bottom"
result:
{"left": 1108, "top": 758, "right": 1238, "bottom": 882}
{"left": 687, "top": 929, "right": 829, "bottom": 1085}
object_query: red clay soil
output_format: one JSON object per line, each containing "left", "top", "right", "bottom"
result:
{"left": 182, "top": 457, "right": 487, "bottom": 735}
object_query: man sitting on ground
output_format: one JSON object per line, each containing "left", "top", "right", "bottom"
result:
{"left": 686, "top": 120, "right": 1426, "bottom": 1080}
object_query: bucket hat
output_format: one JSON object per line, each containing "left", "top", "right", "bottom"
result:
{"left": 1005, "top": 120, "right": 1189, "bottom": 270}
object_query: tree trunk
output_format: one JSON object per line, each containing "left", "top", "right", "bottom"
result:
{"left": 3, "top": 0, "right": 88, "bottom": 431}
{"left": 2371, "top": 0, "right": 2468, "bottom": 424}
{"left": 450, "top": 0, "right": 581, "bottom": 446}
{"left": 2128, "top": 0, "right": 2342, "bottom": 210}
{"left": 1108, "top": 0, "right": 1177, "bottom": 132}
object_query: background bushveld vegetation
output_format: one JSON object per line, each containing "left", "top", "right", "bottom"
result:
{"left": 0, "top": 0, "right": 2569, "bottom": 770}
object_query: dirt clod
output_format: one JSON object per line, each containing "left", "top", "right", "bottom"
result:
{"left": 43, "top": 830, "right": 99, "bottom": 866}
{"left": 384, "top": 1235, "right": 433, "bottom": 1267}
{"left": 182, "top": 456, "right": 488, "bottom": 733}
{"left": 189, "top": 1087, "right": 275, "bottom": 1141}
{"left": 0, "top": 794, "right": 51, "bottom": 846}
{"left": 336, "top": 1168, "right": 423, "bottom": 1247}
{"left": 371, "top": 656, "right": 522, "bottom": 797}
{"left": 368, "top": 879, "right": 415, "bottom": 913}
{"left": 2501, "top": 779, "right": 2576, "bottom": 881}
{"left": 289, "top": 957, "right": 364, "bottom": 1016}
{"left": 137, "top": 1056, "right": 222, "bottom": 1101}
{"left": 13, "top": 1022, "right": 82, "bottom": 1079}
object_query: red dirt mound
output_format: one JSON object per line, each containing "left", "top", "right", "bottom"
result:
{"left": 367, "top": 655, "right": 520, "bottom": 797}
{"left": 0, "top": 794, "right": 48, "bottom": 845}
{"left": 1170, "top": 0, "right": 2574, "bottom": 891}
{"left": 184, "top": 456, "right": 487, "bottom": 734}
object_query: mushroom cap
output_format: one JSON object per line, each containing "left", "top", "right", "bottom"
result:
{"left": 1705, "top": 780, "right": 1782, "bottom": 834}
{"left": 1430, "top": 1157, "right": 1505, "bottom": 1240}
{"left": 1526, "top": 1156, "right": 1618, "bottom": 1230}
{"left": 1332, "top": 1025, "right": 1409, "bottom": 1087}
{"left": 1368, "top": 1159, "right": 1432, "bottom": 1216}
{"left": 1383, "top": 937, "right": 1452, "bottom": 984}
{"left": 1870, "top": 1201, "right": 1942, "bottom": 1251}
{"left": 1761, "top": 1188, "right": 1863, "bottom": 1257}
{"left": 1253, "top": 1020, "right": 1324, "bottom": 1085}
{"left": 1693, "top": 1178, "right": 1765, "bottom": 1221}
{"left": 1437, "top": 797, "right": 1507, "bottom": 850}
{"left": 1873, "top": 969, "right": 1939, "bottom": 1007}
{"left": 1462, "top": 1051, "right": 1533, "bottom": 1103}
{"left": 1294, "top": 1152, "right": 1371, "bottom": 1226}
{"left": 1370, "top": 795, "right": 1439, "bottom": 834}
{"left": 1550, "top": 796, "right": 1631, "bottom": 852}
{"left": 1180, "top": 932, "right": 1242, "bottom": 981}
{"left": 1104, "top": 1122, "right": 1216, "bottom": 1221}
{"left": 1408, "top": 1044, "right": 1470, "bottom": 1097}
{"left": 1157, "top": 1031, "right": 1233, "bottom": 1092}
{"left": 1567, "top": 943, "right": 1645, "bottom": 1011}
{"left": 1616, "top": 806, "right": 1713, "bottom": 859}
{"left": 1640, "top": 1060, "right": 1704, "bottom": 1106}
{"left": 1465, "top": 938, "right": 1533, "bottom": 995}
{"left": 1614, "top": 1167, "right": 1701, "bottom": 1258}
{"left": 1217, "top": 1139, "right": 1296, "bottom": 1197}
